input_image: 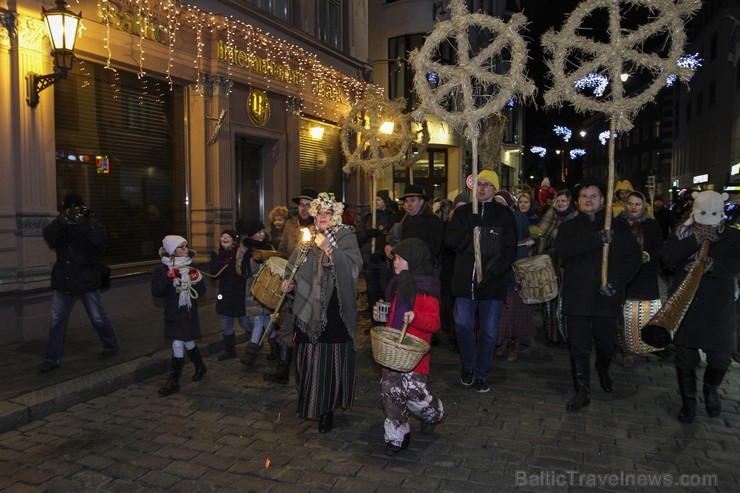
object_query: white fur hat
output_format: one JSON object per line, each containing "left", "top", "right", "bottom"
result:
{"left": 162, "top": 235, "right": 187, "bottom": 256}
{"left": 690, "top": 191, "right": 728, "bottom": 226}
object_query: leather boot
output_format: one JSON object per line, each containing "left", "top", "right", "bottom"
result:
{"left": 566, "top": 356, "right": 591, "bottom": 411}
{"left": 495, "top": 339, "right": 509, "bottom": 357}
{"left": 159, "top": 357, "right": 184, "bottom": 396}
{"left": 595, "top": 353, "right": 613, "bottom": 393}
{"left": 318, "top": 412, "right": 333, "bottom": 433}
{"left": 264, "top": 345, "right": 292, "bottom": 385}
{"left": 702, "top": 366, "right": 726, "bottom": 418}
{"left": 507, "top": 339, "right": 520, "bottom": 362}
{"left": 267, "top": 338, "right": 280, "bottom": 361}
{"left": 241, "top": 342, "right": 261, "bottom": 367}
{"left": 676, "top": 367, "right": 697, "bottom": 423}
{"left": 187, "top": 346, "right": 207, "bottom": 382}
{"left": 217, "top": 334, "right": 236, "bottom": 361}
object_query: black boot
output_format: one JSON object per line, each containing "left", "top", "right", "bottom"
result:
{"left": 676, "top": 367, "right": 697, "bottom": 423}
{"left": 159, "top": 357, "right": 184, "bottom": 396}
{"left": 318, "top": 412, "right": 334, "bottom": 433}
{"left": 702, "top": 366, "right": 726, "bottom": 418}
{"left": 566, "top": 356, "right": 591, "bottom": 411}
{"left": 264, "top": 345, "right": 292, "bottom": 385}
{"left": 217, "top": 334, "right": 236, "bottom": 361}
{"left": 267, "top": 338, "right": 280, "bottom": 361}
{"left": 187, "top": 346, "right": 207, "bottom": 382}
{"left": 595, "top": 353, "right": 613, "bottom": 393}
{"left": 241, "top": 342, "right": 261, "bottom": 367}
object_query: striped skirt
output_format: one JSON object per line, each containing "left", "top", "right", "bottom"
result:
{"left": 295, "top": 341, "right": 356, "bottom": 419}
{"left": 497, "top": 289, "right": 534, "bottom": 344}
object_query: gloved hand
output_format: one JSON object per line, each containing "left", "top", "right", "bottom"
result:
{"left": 366, "top": 228, "right": 380, "bottom": 238}
{"left": 641, "top": 251, "right": 650, "bottom": 264}
{"left": 598, "top": 229, "right": 614, "bottom": 244}
{"left": 471, "top": 214, "right": 482, "bottom": 229}
{"left": 528, "top": 225, "right": 544, "bottom": 238}
{"left": 599, "top": 283, "right": 616, "bottom": 296}
{"left": 167, "top": 268, "right": 180, "bottom": 280}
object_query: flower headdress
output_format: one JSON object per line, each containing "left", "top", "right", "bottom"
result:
{"left": 309, "top": 192, "right": 344, "bottom": 227}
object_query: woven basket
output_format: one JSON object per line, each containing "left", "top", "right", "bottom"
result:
{"left": 370, "top": 323, "right": 430, "bottom": 372}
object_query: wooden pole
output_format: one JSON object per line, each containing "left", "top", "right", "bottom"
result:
{"left": 471, "top": 135, "right": 483, "bottom": 283}
{"left": 370, "top": 174, "right": 377, "bottom": 254}
{"left": 601, "top": 116, "right": 616, "bottom": 288}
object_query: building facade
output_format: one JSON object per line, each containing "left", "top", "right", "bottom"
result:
{"left": 0, "top": 0, "right": 369, "bottom": 344}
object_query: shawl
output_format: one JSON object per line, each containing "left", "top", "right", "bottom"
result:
{"left": 161, "top": 255, "right": 202, "bottom": 308}
{"left": 291, "top": 226, "right": 362, "bottom": 343}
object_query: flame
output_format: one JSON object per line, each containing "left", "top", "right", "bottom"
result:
{"left": 300, "top": 227, "right": 311, "bottom": 242}
{"left": 265, "top": 458, "right": 271, "bottom": 469}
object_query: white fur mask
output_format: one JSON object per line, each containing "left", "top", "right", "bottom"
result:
{"left": 690, "top": 191, "right": 728, "bottom": 226}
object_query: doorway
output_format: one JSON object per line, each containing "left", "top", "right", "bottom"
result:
{"left": 235, "top": 136, "right": 263, "bottom": 231}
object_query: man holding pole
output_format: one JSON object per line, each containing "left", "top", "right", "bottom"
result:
{"left": 445, "top": 170, "right": 516, "bottom": 393}
{"left": 555, "top": 177, "right": 641, "bottom": 411}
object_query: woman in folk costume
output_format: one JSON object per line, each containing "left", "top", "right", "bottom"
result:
{"left": 280, "top": 192, "right": 362, "bottom": 433}
{"left": 619, "top": 192, "right": 664, "bottom": 356}
{"left": 377, "top": 238, "right": 444, "bottom": 456}
{"left": 661, "top": 191, "right": 740, "bottom": 423}
{"left": 536, "top": 189, "right": 578, "bottom": 344}
{"left": 152, "top": 235, "right": 207, "bottom": 396}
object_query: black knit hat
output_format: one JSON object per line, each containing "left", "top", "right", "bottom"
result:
{"left": 243, "top": 220, "right": 265, "bottom": 238}
{"left": 62, "top": 193, "right": 85, "bottom": 209}
{"left": 573, "top": 177, "right": 607, "bottom": 199}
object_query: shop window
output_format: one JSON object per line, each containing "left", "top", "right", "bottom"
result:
{"left": 319, "top": 0, "right": 341, "bottom": 50}
{"left": 54, "top": 61, "right": 186, "bottom": 266}
{"left": 393, "top": 148, "right": 448, "bottom": 202}
{"left": 299, "top": 118, "right": 343, "bottom": 199}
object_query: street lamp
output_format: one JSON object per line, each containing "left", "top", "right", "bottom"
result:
{"left": 26, "top": 0, "right": 81, "bottom": 107}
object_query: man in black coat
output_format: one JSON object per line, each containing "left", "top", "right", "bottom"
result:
{"left": 555, "top": 178, "right": 641, "bottom": 411}
{"left": 445, "top": 171, "right": 517, "bottom": 393}
{"left": 384, "top": 184, "right": 444, "bottom": 261}
{"left": 39, "top": 193, "right": 119, "bottom": 372}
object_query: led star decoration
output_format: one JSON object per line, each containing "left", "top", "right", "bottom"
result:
{"left": 530, "top": 146, "right": 547, "bottom": 158}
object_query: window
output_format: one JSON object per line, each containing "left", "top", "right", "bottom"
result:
{"left": 299, "top": 118, "right": 343, "bottom": 198}
{"left": 710, "top": 31, "right": 717, "bottom": 61}
{"left": 318, "top": 0, "right": 341, "bottom": 50}
{"left": 246, "top": 0, "right": 289, "bottom": 21}
{"left": 708, "top": 80, "right": 716, "bottom": 107}
{"left": 388, "top": 34, "right": 430, "bottom": 111}
{"left": 686, "top": 99, "right": 692, "bottom": 122}
{"left": 696, "top": 91, "right": 703, "bottom": 115}
{"left": 393, "top": 148, "right": 448, "bottom": 201}
{"left": 54, "top": 62, "right": 186, "bottom": 265}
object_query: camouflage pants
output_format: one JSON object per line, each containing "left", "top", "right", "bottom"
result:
{"left": 380, "top": 368, "right": 444, "bottom": 447}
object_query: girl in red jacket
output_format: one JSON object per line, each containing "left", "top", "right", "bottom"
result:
{"left": 375, "top": 238, "right": 444, "bottom": 456}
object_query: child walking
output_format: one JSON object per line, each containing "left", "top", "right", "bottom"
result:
{"left": 152, "top": 235, "right": 207, "bottom": 396}
{"left": 375, "top": 238, "right": 445, "bottom": 455}
{"left": 210, "top": 229, "right": 252, "bottom": 360}
{"left": 236, "top": 221, "right": 279, "bottom": 366}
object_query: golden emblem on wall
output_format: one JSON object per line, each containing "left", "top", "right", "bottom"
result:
{"left": 248, "top": 89, "right": 270, "bottom": 127}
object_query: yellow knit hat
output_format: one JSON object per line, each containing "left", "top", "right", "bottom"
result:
{"left": 477, "top": 170, "right": 499, "bottom": 191}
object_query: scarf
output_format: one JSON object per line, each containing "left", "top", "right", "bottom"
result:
{"left": 161, "top": 256, "right": 202, "bottom": 308}
{"left": 620, "top": 209, "right": 647, "bottom": 248}
{"left": 291, "top": 226, "right": 361, "bottom": 343}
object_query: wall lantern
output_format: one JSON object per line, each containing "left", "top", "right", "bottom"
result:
{"left": 310, "top": 126, "right": 325, "bottom": 141}
{"left": 379, "top": 121, "right": 394, "bottom": 134}
{"left": 26, "top": 0, "right": 81, "bottom": 107}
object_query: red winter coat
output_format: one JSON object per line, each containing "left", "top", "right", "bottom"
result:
{"left": 387, "top": 292, "right": 440, "bottom": 375}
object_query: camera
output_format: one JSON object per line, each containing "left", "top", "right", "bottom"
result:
{"left": 65, "top": 205, "right": 94, "bottom": 223}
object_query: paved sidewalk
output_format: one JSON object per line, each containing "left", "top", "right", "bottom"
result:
{"left": 0, "top": 305, "right": 738, "bottom": 491}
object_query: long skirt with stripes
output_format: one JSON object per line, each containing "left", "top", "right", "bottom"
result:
{"left": 296, "top": 341, "right": 356, "bottom": 419}
{"left": 497, "top": 289, "right": 534, "bottom": 345}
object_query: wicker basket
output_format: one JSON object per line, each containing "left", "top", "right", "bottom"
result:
{"left": 370, "top": 323, "right": 430, "bottom": 372}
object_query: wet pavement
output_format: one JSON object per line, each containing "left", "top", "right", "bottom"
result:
{"left": 0, "top": 301, "right": 738, "bottom": 492}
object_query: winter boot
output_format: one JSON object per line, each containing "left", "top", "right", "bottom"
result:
{"left": 595, "top": 353, "right": 613, "bottom": 393}
{"left": 159, "top": 357, "right": 184, "bottom": 396}
{"left": 187, "top": 346, "right": 207, "bottom": 382}
{"left": 566, "top": 356, "right": 591, "bottom": 411}
{"left": 267, "top": 337, "right": 280, "bottom": 361}
{"left": 318, "top": 411, "right": 334, "bottom": 433}
{"left": 495, "top": 339, "right": 509, "bottom": 357}
{"left": 217, "top": 333, "right": 237, "bottom": 361}
{"left": 676, "top": 367, "right": 697, "bottom": 423}
{"left": 702, "top": 366, "right": 727, "bottom": 418}
{"left": 507, "top": 339, "right": 520, "bottom": 362}
{"left": 241, "top": 342, "right": 261, "bottom": 367}
{"left": 264, "top": 345, "right": 292, "bottom": 385}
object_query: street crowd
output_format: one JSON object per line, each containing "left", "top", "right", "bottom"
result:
{"left": 37, "top": 174, "right": 739, "bottom": 457}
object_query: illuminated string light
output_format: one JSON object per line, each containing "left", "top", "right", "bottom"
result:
{"left": 666, "top": 53, "right": 702, "bottom": 87}
{"left": 529, "top": 146, "right": 547, "bottom": 157}
{"left": 569, "top": 148, "right": 586, "bottom": 159}
{"left": 553, "top": 125, "right": 572, "bottom": 142}
{"left": 599, "top": 130, "right": 617, "bottom": 145}
{"left": 574, "top": 73, "right": 608, "bottom": 97}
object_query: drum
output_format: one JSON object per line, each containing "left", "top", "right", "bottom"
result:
{"left": 512, "top": 254, "right": 558, "bottom": 304}
{"left": 621, "top": 299, "right": 662, "bottom": 354}
{"left": 250, "top": 256, "right": 288, "bottom": 310}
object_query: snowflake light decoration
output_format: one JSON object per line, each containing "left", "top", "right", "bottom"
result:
{"left": 666, "top": 53, "right": 703, "bottom": 87}
{"left": 574, "top": 73, "right": 609, "bottom": 97}
{"left": 553, "top": 125, "right": 572, "bottom": 142}
{"left": 530, "top": 146, "right": 547, "bottom": 158}
{"left": 570, "top": 148, "right": 586, "bottom": 159}
{"left": 599, "top": 130, "right": 617, "bottom": 145}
